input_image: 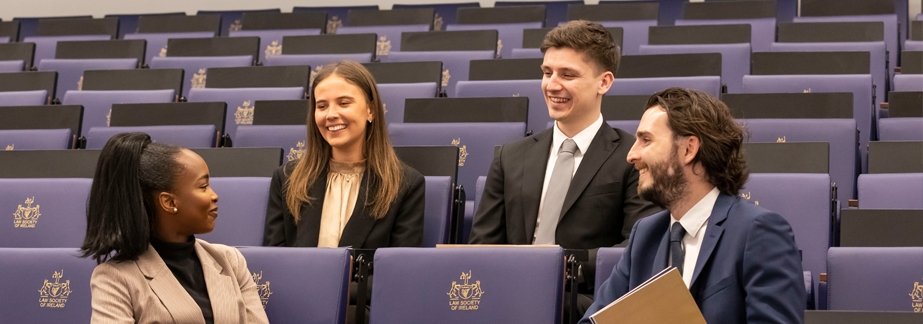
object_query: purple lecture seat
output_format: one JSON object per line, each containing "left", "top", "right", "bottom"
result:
{"left": 675, "top": 18, "right": 776, "bottom": 52}
{"left": 388, "top": 50, "right": 494, "bottom": 96}
{"left": 456, "top": 79, "right": 545, "bottom": 134}
{"left": 858, "top": 173, "right": 923, "bottom": 209}
{"left": 0, "top": 129, "right": 72, "bottom": 150}
{"left": 229, "top": 29, "right": 322, "bottom": 63}
{"left": 234, "top": 125, "right": 308, "bottom": 163}
{"left": 795, "top": 15, "right": 899, "bottom": 80}
{"left": 905, "top": 40, "right": 923, "bottom": 51}
{"left": 423, "top": 176, "right": 454, "bottom": 246}
{"left": 336, "top": 25, "right": 431, "bottom": 59}
{"left": 609, "top": 76, "right": 722, "bottom": 98}
{"left": 378, "top": 82, "right": 439, "bottom": 124}
{"left": 594, "top": 247, "right": 626, "bottom": 293}
{"left": 62, "top": 90, "right": 175, "bottom": 135}
{"left": 826, "top": 247, "right": 923, "bottom": 311}
{"left": 0, "top": 248, "right": 97, "bottom": 322}
{"left": 123, "top": 31, "right": 215, "bottom": 65}
{"left": 0, "top": 90, "right": 48, "bottom": 106}
{"left": 894, "top": 74, "right": 923, "bottom": 91}
{"left": 0, "top": 60, "right": 23, "bottom": 72}
{"left": 597, "top": 20, "right": 658, "bottom": 55}
{"left": 510, "top": 48, "right": 543, "bottom": 59}
{"left": 262, "top": 53, "right": 374, "bottom": 78}
{"left": 37, "top": 58, "right": 137, "bottom": 96}
{"left": 466, "top": 175, "right": 488, "bottom": 245}
{"left": 23, "top": 35, "right": 112, "bottom": 68}
{"left": 196, "top": 177, "right": 271, "bottom": 246}
{"left": 187, "top": 87, "right": 305, "bottom": 139}
{"left": 879, "top": 118, "right": 923, "bottom": 140}
{"left": 149, "top": 55, "right": 253, "bottom": 98}
{"left": 0, "top": 178, "right": 92, "bottom": 247}
{"left": 639, "top": 43, "right": 750, "bottom": 93}
{"left": 447, "top": 22, "right": 543, "bottom": 59}
{"left": 85, "top": 125, "right": 216, "bottom": 149}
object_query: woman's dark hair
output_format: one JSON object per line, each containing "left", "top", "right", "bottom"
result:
{"left": 80, "top": 133, "right": 183, "bottom": 264}
{"left": 646, "top": 87, "right": 750, "bottom": 196}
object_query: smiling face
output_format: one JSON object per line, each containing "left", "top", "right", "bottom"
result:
{"left": 627, "top": 107, "right": 688, "bottom": 208}
{"left": 171, "top": 149, "right": 219, "bottom": 235}
{"left": 541, "top": 47, "right": 612, "bottom": 132}
{"left": 314, "top": 74, "right": 373, "bottom": 161}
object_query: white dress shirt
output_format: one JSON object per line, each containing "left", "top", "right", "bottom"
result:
{"left": 669, "top": 186, "right": 720, "bottom": 288}
{"left": 533, "top": 114, "right": 604, "bottom": 243}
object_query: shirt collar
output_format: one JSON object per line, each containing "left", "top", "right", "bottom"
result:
{"left": 670, "top": 187, "right": 720, "bottom": 238}
{"left": 552, "top": 114, "right": 603, "bottom": 154}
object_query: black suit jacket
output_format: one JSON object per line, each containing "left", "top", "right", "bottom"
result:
{"left": 470, "top": 122, "right": 660, "bottom": 249}
{"left": 263, "top": 161, "right": 426, "bottom": 248}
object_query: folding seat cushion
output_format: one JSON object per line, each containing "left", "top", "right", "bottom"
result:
{"left": 446, "top": 23, "right": 542, "bottom": 59}
{"left": 37, "top": 58, "right": 138, "bottom": 96}
{"left": 0, "top": 90, "right": 48, "bottom": 106}
{"left": 149, "top": 56, "right": 253, "bottom": 98}
{"left": 0, "top": 60, "right": 23, "bottom": 72}
{"left": 795, "top": 15, "right": 898, "bottom": 79}
{"left": 639, "top": 43, "right": 750, "bottom": 93}
{"left": 594, "top": 247, "right": 626, "bottom": 293}
{"left": 0, "top": 129, "right": 71, "bottom": 150}
{"left": 123, "top": 31, "right": 216, "bottom": 66}
{"left": 388, "top": 51, "right": 495, "bottom": 96}
{"left": 456, "top": 80, "right": 545, "bottom": 135}
{"left": 195, "top": 8, "right": 283, "bottom": 37}
{"left": 741, "top": 173, "right": 832, "bottom": 306}
{"left": 826, "top": 247, "right": 923, "bottom": 311}
{"left": 235, "top": 125, "right": 308, "bottom": 163}
{"left": 675, "top": 18, "right": 777, "bottom": 52}
{"left": 187, "top": 87, "right": 305, "bottom": 139}
{"left": 609, "top": 76, "right": 722, "bottom": 97}
{"left": 336, "top": 25, "right": 431, "bottom": 59}
{"left": 423, "top": 176, "right": 454, "bottom": 246}
{"left": 858, "top": 173, "right": 923, "bottom": 209}
{"left": 62, "top": 89, "right": 175, "bottom": 134}
{"left": 893, "top": 74, "right": 923, "bottom": 91}
{"left": 0, "top": 178, "right": 92, "bottom": 247}
{"left": 195, "top": 177, "right": 271, "bottom": 246}
{"left": 0, "top": 248, "right": 97, "bottom": 322}
{"left": 392, "top": 2, "right": 480, "bottom": 31}
{"left": 369, "top": 246, "right": 564, "bottom": 323}
{"left": 237, "top": 247, "right": 351, "bottom": 323}
{"left": 377, "top": 83, "right": 439, "bottom": 124}
{"left": 85, "top": 125, "right": 216, "bottom": 149}
{"left": 22, "top": 35, "right": 112, "bottom": 67}
{"left": 229, "top": 29, "right": 323, "bottom": 63}
{"left": 879, "top": 118, "right": 923, "bottom": 141}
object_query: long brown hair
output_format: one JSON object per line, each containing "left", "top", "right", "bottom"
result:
{"left": 285, "top": 61, "right": 403, "bottom": 221}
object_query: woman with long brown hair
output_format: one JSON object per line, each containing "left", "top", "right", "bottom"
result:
{"left": 262, "top": 61, "right": 425, "bottom": 248}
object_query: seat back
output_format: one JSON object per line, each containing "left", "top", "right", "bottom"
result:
{"left": 468, "top": 58, "right": 543, "bottom": 81}
{"left": 338, "top": 9, "right": 434, "bottom": 60}
{"left": 610, "top": 76, "right": 722, "bottom": 98}
{"left": 195, "top": 8, "right": 282, "bottom": 37}
{"left": 53, "top": 39, "right": 145, "bottom": 63}
{"left": 0, "top": 248, "right": 97, "bottom": 322}
{"left": 13, "top": 16, "right": 94, "bottom": 40}
{"left": 678, "top": 0, "right": 777, "bottom": 51}
{"left": 0, "top": 90, "right": 48, "bottom": 106}
{"left": 393, "top": 146, "right": 460, "bottom": 186}
{"left": 858, "top": 173, "right": 923, "bottom": 209}
{"left": 235, "top": 125, "right": 307, "bottom": 163}
{"left": 23, "top": 35, "right": 112, "bottom": 70}
{"left": 0, "top": 150, "right": 101, "bottom": 178}
{"left": 594, "top": 247, "right": 626, "bottom": 293}
{"left": 446, "top": 22, "right": 541, "bottom": 59}
{"left": 369, "top": 247, "right": 564, "bottom": 323}
{"left": 187, "top": 87, "right": 305, "bottom": 139}
{"left": 0, "top": 178, "right": 92, "bottom": 247}
{"left": 280, "top": 34, "right": 377, "bottom": 59}
{"left": 826, "top": 247, "right": 923, "bottom": 311}
{"left": 769, "top": 42, "right": 886, "bottom": 109}
{"left": 497, "top": 1, "right": 578, "bottom": 27}
{"left": 0, "top": 21, "right": 20, "bottom": 42}
{"left": 363, "top": 61, "right": 443, "bottom": 92}
{"left": 378, "top": 82, "right": 439, "bottom": 124}
{"left": 81, "top": 69, "right": 184, "bottom": 101}
{"left": 190, "top": 147, "right": 283, "bottom": 177}
{"left": 423, "top": 176, "right": 454, "bottom": 246}
{"left": 37, "top": 17, "right": 118, "bottom": 38}
{"left": 111, "top": 101, "right": 227, "bottom": 143}
{"left": 639, "top": 43, "right": 750, "bottom": 93}
{"left": 86, "top": 125, "right": 215, "bottom": 149}
{"left": 567, "top": 2, "right": 655, "bottom": 54}
{"left": 237, "top": 247, "right": 351, "bottom": 324}
{"left": 0, "top": 42, "right": 36, "bottom": 70}
{"left": 868, "top": 141, "right": 923, "bottom": 174}
{"left": 0, "top": 104, "right": 83, "bottom": 147}
{"left": 124, "top": 31, "right": 216, "bottom": 66}
{"left": 204, "top": 66, "right": 311, "bottom": 90}
{"left": 337, "top": 25, "right": 431, "bottom": 60}
{"left": 0, "top": 129, "right": 72, "bottom": 150}
{"left": 62, "top": 89, "right": 175, "bottom": 134}
{"left": 395, "top": 30, "right": 497, "bottom": 95}
{"left": 794, "top": 13, "right": 899, "bottom": 79}
{"left": 455, "top": 79, "right": 544, "bottom": 134}
{"left": 166, "top": 37, "right": 259, "bottom": 65}
{"left": 880, "top": 92, "right": 923, "bottom": 140}
{"left": 251, "top": 100, "right": 308, "bottom": 125}
{"left": 840, "top": 209, "right": 923, "bottom": 247}
{"left": 521, "top": 26, "right": 623, "bottom": 52}
{"left": 0, "top": 71, "right": 57, "bottom": 104}
{"left": 292, "top": 5, "right": 379, "bottom": 34}
{"left": 38, "top": 58, "right": 138, "bottom": 96}
{"left": 392, "top": 2, "right": 480, "bottom": 31}
{"left": 149, "top": 56, "right": 253, "bottom": 98}
{"left": 106, "top": 12, "right": 186, "bottom": 39}
{"left": 231, "top": 12, "right": 327, "bottom": 64}
{"left": 134, "top": 13, "right": 219, "bottom": 34}
{"left": 197, "top": 177, "right": 271, "bottom": 246}
{"left": 0, "top": 60, "right": 23, "bottom": 73}
{"left": 601, "top": 95, "right": 649, "bottom": 122}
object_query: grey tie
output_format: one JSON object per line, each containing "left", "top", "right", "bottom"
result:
{"left": 534, "top": 139, "right": 579, "bottom": 244}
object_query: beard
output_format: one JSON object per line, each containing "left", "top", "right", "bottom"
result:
{"left": 637, "top": 147, "right": 688, "bottom": 210}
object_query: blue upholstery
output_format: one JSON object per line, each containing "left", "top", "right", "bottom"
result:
{"left": 597, "top": 20, "right": 658, "bottom": 55}
{"left": 510, "top": 48, "right": 542, "bottom": 59}
{"left": 86, "top": 125, "right": 216, "bottom": 149}
{"left": 0, "top": 90, "right": 48, "bottom": 106}
{"left": 606, "top": 120, "right": 640, "bottom": 136}
{"left": 196, "top": 9, "right": 283, "bottom": 37}
{"left": 0, "top": 37, "right": 8, "bottom": 43}
{"left": 826, "top": 247, "right": 923, "bottom": 311}
{"left": 38, "top": 58, "right": 138, "bottom": 96}
{"left": 0, "top": 60, "right": 24, "bottom": 72}
{"left": 609, "top": 76, "right": 722, "bottom": 97}
{"left": 336, "top": 25, "right": 431, "bottom": 59}
{"left": 639, "top": 43, "right": 751, "bottom": 93}
{"left": 423, "top": 176, "right": 454, "bottom": 246}
{"left": 0, "top": 129, "right": 72, "bottom": 150}
{"left": 594, "top": 247, "right": 626, "bottom": 294}
{"left": 187, "top": 87, "right": 305, "bottom": 139}
{"left": 124, "top": 31, "right": 216, "bottom": 65}
{"left": 879, "top": 118, "right": 923, "bottom": 141}
{"left": 197, "top": 177, "right": 271, "bottom": 246}
{"left": 795, "top": 15, "right": 899, "bottom": 80}
{"left": 0, "top": 248, "right": 96, "bottom": 322}
{"left": 447, "top": 22, "right": 543, "bottom": 58}
{"left": 770, "top": 42, "right": 888, "bottom": 108}
{"left": 905, "top": 40, "right": 923, "bottom": 51}
{"left": 237, "top": 247, "right": 351, "bottom": 324}
{"left": 858, "top": 173, "right": 923, "bottom": 209}
{"left": 378, "top": 83, "right": 439, "bottom": 124}
{"left": 149, "top": 55, "right": 253, "bottom": 97}
{"left": 263, "top": 53, "right": 373, "bottom": 73}
{"left": 0, "top": 178, "right": 92, "bottom": 247}
{"left": 235, "top": 125, "right": 308, "bottom": 163}
{"left": 741, "top": 173, "right": 832, "bottom": 306}
{"left": 388, "top": 50, "right": 494, "bottom": 96}
{"left": 675, "top": 18, "right": 776, "bottom": 52}
{"left": 744, "top": 119, "right": 858, "bottom": 200}
{"left": 62, "top": 90, "right": 175, "bottom": 134}
{"left": 369, "top": 246, "right": 564, "bottom": 323}
{"left": 894, "top": 74, "right": 923, "bottom": 91}
{"left": 455, "top": 80, "right": 545, "bottom": 135}
{"left": 22, "top": 35, "right": 112, "bottom": 67}
{"left": 229, "top": 29, "right": 322, "bottom": 63}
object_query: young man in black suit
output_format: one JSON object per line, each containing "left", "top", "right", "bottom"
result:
{"left": 468, "top": 20, "right": 660, "bottom": 317}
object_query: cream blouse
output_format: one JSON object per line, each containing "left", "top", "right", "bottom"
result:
{"left": 317, "top": 160, "right": 367, "bottom": 248}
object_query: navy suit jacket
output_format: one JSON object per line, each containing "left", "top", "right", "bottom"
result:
{"left": 581, "top": 194, "right": 805, "bottom": 324}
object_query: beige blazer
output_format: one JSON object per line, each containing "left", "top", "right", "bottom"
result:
{"left": 89, "top": 239, "right": 270, "bottom": 324}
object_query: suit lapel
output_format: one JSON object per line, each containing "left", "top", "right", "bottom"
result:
{"left": 560, "top": 124, "right": 620, "bottom": 216}
{"left": 137, "top": 245, "right": 206, "bottom": 324}
{"left": 650, "top": 213, "right": 672, "bottom": 278}
{"left": 522, "top": 130, "right": 553, "bottom": 240}
{"left": 197, "top": 241, "right": 240, "bottom": 324}
{"left": 690, "top": 194, "right": 732, "bottom": 287}
{"left": 338, "top": 170, "right": 376, "bottom": 248}
{"left": 298, "top": 168, "right": 329, "bottom": 247}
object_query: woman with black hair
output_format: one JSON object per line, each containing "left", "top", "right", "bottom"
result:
{"left": 81, "top": 132, "right": 269, "bottom": 324}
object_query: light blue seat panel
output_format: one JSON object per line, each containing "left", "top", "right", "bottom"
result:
{"left": 0, "top": 90, "right": 48, "bottom": 106}
{"left": 0, "top": 129, "right": 72, "bottom": 150}
{"left": 85, "top": 125, "right": 216, "bottom": 149}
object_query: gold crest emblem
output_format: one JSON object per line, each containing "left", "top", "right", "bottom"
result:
{"left": 159, "top": 46, "right": 167, "bottom": 58}
{"left": 191, "top": 69, "right": 207, "bottom": 89}
{"left": 38, "top": 270, "right": 72, "bottom": 308}
{"left": 803, "top": 88, "right": 812, "bottom": 93}
{"left": 77, "top": 76, "right": 83, "bottom": 91}
{"left": 911, "top": 278, "right": 923, "bottom": 312}
{"left": 235, "top": 101, "right": 254, "bottom": 125}
{"left": 5, "top": 144, "right": 12, "bottom": 150}
{"left": 512, "top": 93, "right": 520, "bottom": 97}
{"left": 776, "top": 136, "right": 786, "bottom": 143}
{"left": 497, "top": 39, "right": 503, "bottom": 55}
{"left": 433, "top": 13, "right": 444, "bottom": 31}
{"left": 447, "top": 271, "right": 484, "bottom": 311}
{"left": 252, "top": 271, "right": 272, "bottom": 309}
{"left": 740, "top": 192, "right": 759, "bottom": 206}
{"left": 14, "top": 197, "right": 41, "bottom": 228}
{"left": 287, "top": 141, "right": 306, "bottom": 162}
{"left": 442, "top": 69, "right": 451, "bottom": 87}
{"left": 310, "top": 65, "right": 325, "bottom": 84}
{"left": 377, "top": 37, "right": 392, "bottom": 56}
{"left": 265, "top": 40, "right": 282, "bottom": 58}
{"left": 451, "top": 138, "right": 469, "bottom": 167}
{"left": 229, "top": 19, "right": 243, "bottom": 32}
{"left": 327, "top": 16, "right": 343, "bottom": 34}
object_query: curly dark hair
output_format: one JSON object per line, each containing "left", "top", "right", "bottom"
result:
{"left": 540, "top": 19, "right": 620, "bottom": 75}
{"left": 646, "top": 88, "right": 749, "bottom": 196}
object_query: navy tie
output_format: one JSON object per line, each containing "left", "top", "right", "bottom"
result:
{"left": 670, "top": 222, "right": 686, "bottom": 275}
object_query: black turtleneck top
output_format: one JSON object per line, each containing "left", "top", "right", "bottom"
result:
{"left": 150, "top": 236, "right": 214, "bottom": 324}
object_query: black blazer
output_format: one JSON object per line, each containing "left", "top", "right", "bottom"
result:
{"left": 263, "top": 161, "right": 426, "bottom": 248}
{"left": 470, "top": 123, "right": 660, "bottom": 248}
